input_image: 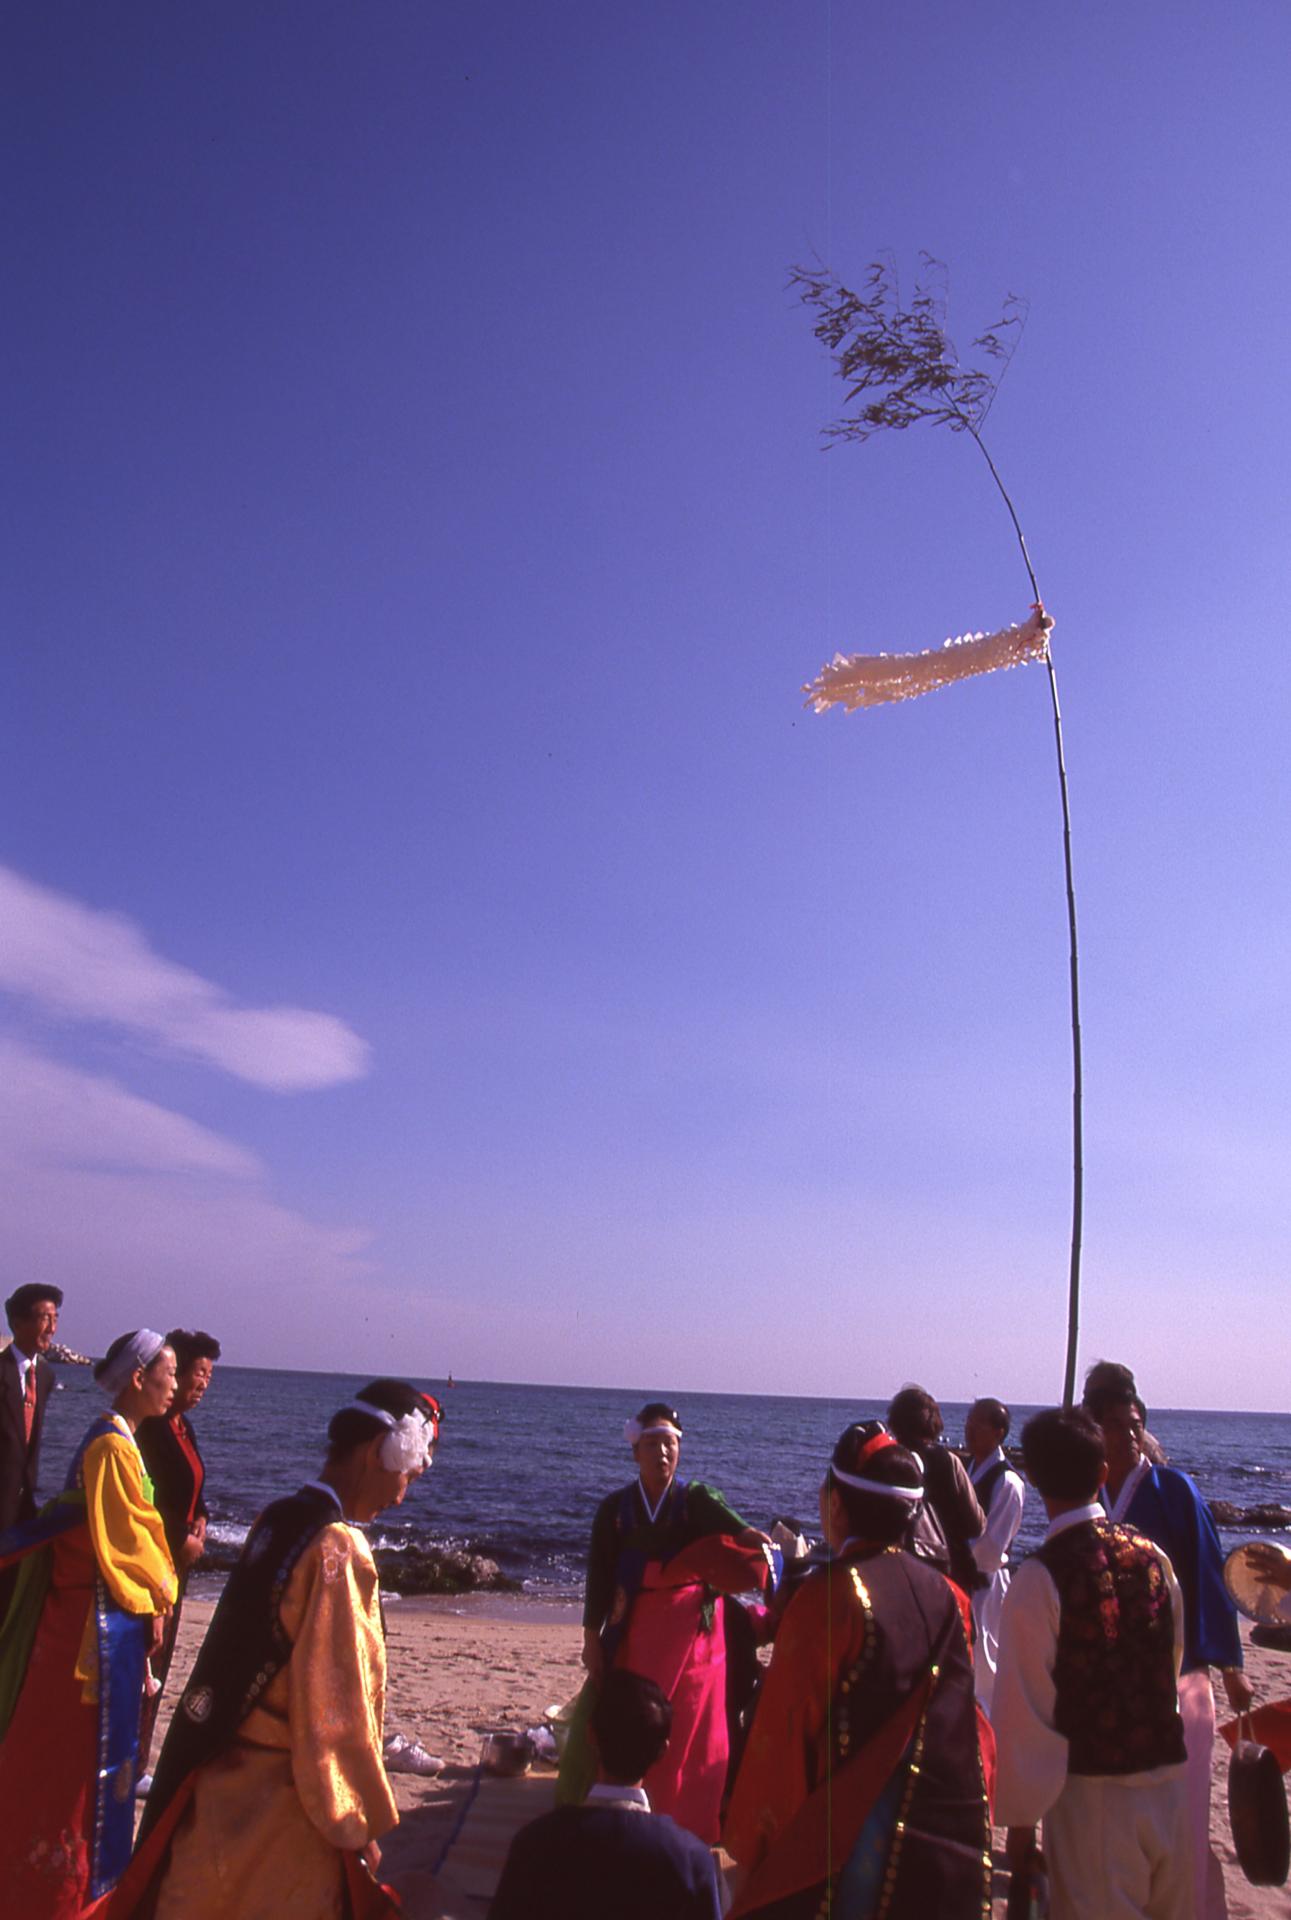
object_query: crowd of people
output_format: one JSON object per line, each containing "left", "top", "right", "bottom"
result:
{"left": 0, "top": 1278, "right": 1260, "bottom": 1919}
{"left": 548, "top": 1373, "right": 1251, "bottom": 1920}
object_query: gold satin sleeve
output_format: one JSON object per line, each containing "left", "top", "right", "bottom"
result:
{"left": 83, "top": 1429, "right": 179, "bottom": 1614}
{"left": 280, "top": 1522, "right": 398, "bottom": 1850}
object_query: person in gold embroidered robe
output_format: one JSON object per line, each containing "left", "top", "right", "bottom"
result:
{"left": 113, "top": 1379, "right": 442, "bottom": 1920}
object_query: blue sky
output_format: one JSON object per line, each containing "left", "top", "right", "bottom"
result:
{"left": 3, "top": 3, "right": 1288, "bottom": 1409}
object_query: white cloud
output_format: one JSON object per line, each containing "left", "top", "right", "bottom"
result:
{"left": 0, "top": 865, "right": 368, "bottom": 1091}
{"left": 0, "top": 1038, "right": 258, "bottom": 1178}
{"left": 0, "top": 1039, "right": 373, "bottom": 1352}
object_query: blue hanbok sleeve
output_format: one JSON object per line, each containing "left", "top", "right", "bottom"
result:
{"left": 1132, "top": 1468, "right": 1242, "bottom": 1671}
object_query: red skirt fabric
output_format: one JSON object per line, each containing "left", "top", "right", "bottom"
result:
{"left": 1221, "top": 1701, "right": 1291, "bottom": 1772}
{"left": 618, "top": 1565, "right": 727, "bottom": 1844}
{"left": 0, "top": 1531, "right": 100, "bottom": 1918}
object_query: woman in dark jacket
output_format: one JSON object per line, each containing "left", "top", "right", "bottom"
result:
{"left": 136, "top": 1327, "right": 220, "bottom": 1768}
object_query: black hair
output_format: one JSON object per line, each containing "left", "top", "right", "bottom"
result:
{"left": 827, "top": 1422, "right": 924, "bottom": 1547}
{"left": 634, "top": 1401, "right": 682, "bottom": 1433}
{"left": 590, "top": 1668, "right": 673, "bottom": 1782}
{"left": 92, "top": 1330, "right": 172, "bottom": 1385}
{"left": 327, "top": 1378, "right": 432, "bottom": 1454}
{"left": 1083, "top": 1376, "right": 1142, "bottom": 1426}
{"left": 166, "top": 1329, "right": 222, "bottom": 1373}
{"left": 886, "top": 1385, "right": 942, "bottom": 1450}
{"left": 1021, "top": 1407, "right": 1106, "bottom": 1502}
{"left": 5, "top": 1283, "right": 64, "bottom": 1332}
{"left": 969, "top": 1397, "right": 1011, "bottom": 1440}
{"left": 1082, "top": 1360, "right": 1140, "bottom": 1410}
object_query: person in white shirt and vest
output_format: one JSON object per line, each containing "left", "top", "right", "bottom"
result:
{"left": 993, "top": 1405, "right": 1192, "bottom": 1920}
{"left": 963, "top": 1395, "right": 1025, "bottom": 1717}
{"left": 0, "top": 1283, "right": 64, "bottom": 1618}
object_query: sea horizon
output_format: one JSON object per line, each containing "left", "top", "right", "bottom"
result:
{"left": 36, "top": 1366, "right": 1291, "bottom": 1601}
{"left": 32, "top": 1347, "right": 1291, "bottom": 1420}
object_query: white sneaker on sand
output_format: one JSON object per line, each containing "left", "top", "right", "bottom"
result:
{"left": 383, "top": 1733, "right": 445, "bottom": 1777}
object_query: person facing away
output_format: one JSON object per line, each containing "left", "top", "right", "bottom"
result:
{"left": 491, "top": 1668, "right": 723, "bottom": 1920}
{"left": 1085, "top": 1371, "right": 1251, "bottom": 1919}
{"left": 724, "top": 1421, "right": 992, "bottom": 1920}
{"left": 963, "top": 1395, "right": 1025, "bottom": 1718}
{"left": 886, "top": 1383, "right": 985, "bottom": 1591}
{"left": 993, "top": 1406, "right": 1192, "bottom": 1920}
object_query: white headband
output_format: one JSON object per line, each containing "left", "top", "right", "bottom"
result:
{"left": 98, "top": 1328, "right": 166, "bottom": 1398}
{"left": 338, "top": 1401, "right": 437, "bottom": 1471}
{"left": 624, "top": 1419, "right": 682, "bottom": 1446}
{"left": 829, "top": 1460, "right": 925, "bottom": 1509}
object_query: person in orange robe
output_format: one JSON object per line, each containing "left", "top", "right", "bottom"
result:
{"left": 723, "top": 1421, "right": 992, "bottom": 1919}
{"left": 0, "top": 1329, "right": 179, "bottom": 1918}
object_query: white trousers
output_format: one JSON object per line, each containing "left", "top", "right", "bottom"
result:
{"left": 1044, "top": 1765, "right": 1194, "bottom": 1920}
{"left": 971, "top": 1567, "right": 1009, "bottom": 1719}
{"left": 1177, "top": 1667, "right": 1226, "bottom": 1920}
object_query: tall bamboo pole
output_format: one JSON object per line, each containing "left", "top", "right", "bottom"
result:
{"left": 967, "top": 429, "right": 1084, "bottom": 1408}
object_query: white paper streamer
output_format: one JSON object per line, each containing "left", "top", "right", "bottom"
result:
{"left": 805, "top": 605, "right": 1052, "bottom": 713}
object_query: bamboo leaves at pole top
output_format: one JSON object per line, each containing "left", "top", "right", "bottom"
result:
{"left": 791, "top": 252, "right": 1085, "bottom": 1409}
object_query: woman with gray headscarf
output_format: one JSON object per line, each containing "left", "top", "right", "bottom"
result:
{"left": 0, "top": 1328, "right": 179, "bottom": 1918}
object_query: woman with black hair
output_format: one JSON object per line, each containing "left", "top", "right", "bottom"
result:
{"left": 117, "top": 1379, "right": 441, "bottom": 1920}
{"left": 136, "top": 1328, "right": 222, "bottom": 1772}
{"left": 724, "top": 1421, "right": 992, "bottom": 1919}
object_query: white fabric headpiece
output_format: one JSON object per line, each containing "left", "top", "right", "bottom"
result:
{"left": 338, "top": 1400, "right": 436, "bottom": 1471}
{"left": 623, "top": 1418, "right": 682, "bottom": 1447}
{"left": 829, "top": 1459, "right": 925, "bottom": 1509}
{"left": 97, "top": 1328, "right": 167, "bottom": 1398}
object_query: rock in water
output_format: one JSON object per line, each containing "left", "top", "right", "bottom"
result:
{"left": 1209, "top": 1501, "right": 1291, "bottom": 1530}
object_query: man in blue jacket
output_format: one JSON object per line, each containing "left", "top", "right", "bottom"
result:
{"left": 490, "top": 1668, "right": 723, "bottom": 1920}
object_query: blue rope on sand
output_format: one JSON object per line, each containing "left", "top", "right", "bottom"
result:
{"left": 430, "top": 1762, "right": 484, "bottom": 1878}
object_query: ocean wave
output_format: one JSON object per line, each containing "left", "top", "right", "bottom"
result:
{"left": 197, "top": 1531, "right": 520, "bottom": 1595}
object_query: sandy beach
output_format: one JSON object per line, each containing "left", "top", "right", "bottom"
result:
{"left": 159, "top": 1598, "right": 1291, "bottom": 1917}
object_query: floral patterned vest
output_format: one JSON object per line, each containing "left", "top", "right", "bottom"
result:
{"left": 1037, "top": 1518, "right": 1187, "bottom": 1777}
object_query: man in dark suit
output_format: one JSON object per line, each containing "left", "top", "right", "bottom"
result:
{"left": 489, "top": 1669, "right": 723, "bottom": 1920}
{"left": 0, "top": 1283, "right": 64, "bottom": 1616}
{"left": 1, "top": 1283, "right": 63, "bottom": 1530}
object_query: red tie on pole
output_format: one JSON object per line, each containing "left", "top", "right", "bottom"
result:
{"left": 23, "top": 1362, "right": 36, "bottom": 1443}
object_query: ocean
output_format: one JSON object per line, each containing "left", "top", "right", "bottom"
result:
{"left": 37, "top": 1366, "right": 1291, "bottom": 1601}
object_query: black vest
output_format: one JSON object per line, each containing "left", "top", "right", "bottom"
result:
{"left": 1037, "top": 1519, "right": 1186, "bottom": 1777}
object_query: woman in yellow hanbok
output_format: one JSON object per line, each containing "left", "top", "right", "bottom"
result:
{"left": 0, "top": 1329, "right": 179, "bottom": 1917}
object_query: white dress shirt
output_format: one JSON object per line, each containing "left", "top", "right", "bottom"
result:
{"left": 586, "top": 1783, "right": 651, "bottom": 1811}
{"left": 968, "top": 1446, "right": 1025, "bottom": 1576}
{"left": 7, "top": 1344, "right": 36, "bottom": 1401}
